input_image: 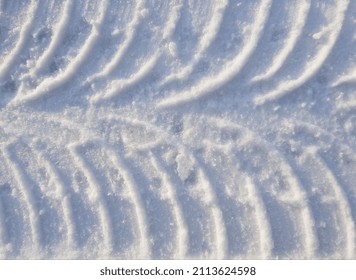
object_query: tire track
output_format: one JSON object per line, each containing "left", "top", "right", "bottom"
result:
{"left": 162, "top": 0, "right": 228, "bottom": 84}
{"left": 26, "top": 0, "right": 74, "bottom": 78}
{"left": 198, "top": 141, "right": 273, "bottom": 258}
{"left": 251, "top": 0, "right": 311, "bottom": 82}
{"left": 157, "top": 0, "right": 272, "bottom": 108}
{"left": 0, "top": 150, "right": 28, "bottom": 259}
{"left": 104, "top": 116, "right": 227, "bottom": 258}
{"left": 85, "top": 0, "right": 145, "bottom": 84}
{"left": 296, "top": 147, "right": 353, "bottom": 258}
{"left": 193, "top": 116, "right": 317, "bottom": 258}
{"left": 0, "top": 0, "right": 38, "bottom": 82}
{"left": 254, "top": 0, "right": 350, "bottom": 105}
{"left": 0, "top": 144, "right": 41, "bottom": 258}
{"left": 148, "top": 151, "right": 189, "bottom": 259}
{"left": 106, "top": 144, "right": 151, "bottom": 259}
{"left": 16, "top": 0, "right": 65, "bottom": 88}
{"left": 31, "top": 140, "right": 78, "bottom": 255}
{"left": 121, "top": 150, "right": 176, "bottom": 258}
{"left": 90, "top": 53, "right": 160, "bottom": 103}
{"left": 77, "top": 142, "right": 138, "bottom": 257}
{"left": 69, "top": 142, "right": 114, "bottom": 258}
{"left": 13, "top": 0, "right": 109, "bottom": 105}
{"left": 316, "top": 152, "right": 355, "bottom": 258}
{"left": 278, "top": 121, "right": 356, "bottom": 257}
{"left": 90, "top": 0, "right": 181, "bottom": 103}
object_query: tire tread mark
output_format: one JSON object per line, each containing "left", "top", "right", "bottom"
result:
{"left": 254, "top": 0, "right": 350, "bottom": 105}
{"left": 106, "top": 145, "right": 151, "bottom": 258}
{"left": 148, "top": 151, "right": 189, "bottom": 258}
{"left": 157, "top": 0, "right": 273, "bottom": 108}
{"left": 68, "top": 143, "right": 114, "bottom": 258}
{"left": 1, "top": 144, "right": 41, "bottom": 257}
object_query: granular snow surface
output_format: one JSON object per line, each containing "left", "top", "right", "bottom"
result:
{"left": 0, "top": 0, "right": 355, "bottom": 259}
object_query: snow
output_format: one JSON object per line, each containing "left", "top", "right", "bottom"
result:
{"left": 0, "top": 0, "right": 355, "bottom": 259}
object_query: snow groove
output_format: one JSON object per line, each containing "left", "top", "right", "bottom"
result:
{"left": 148, "top": 152, "right": 189, "bottom": 259}
{"left": 0, "top": 0, "right": 355, "bottom": 260}
{"left": 0, "top": 145, "right": 41, "bottom": 257}
{"left": 69, "top": 143, "right": 114, "bottom": 258}
{"left": 254, "top": 0, "right": 350, "bottom": 105}
{"left": 157, "top": 0, "right": 273, "bottom": 108}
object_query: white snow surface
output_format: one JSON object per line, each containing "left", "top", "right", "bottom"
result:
{"left": 0, "top": 0, "right": 355, "bottom": 259}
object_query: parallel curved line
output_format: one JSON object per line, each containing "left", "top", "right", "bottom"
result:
{"left": 103, "top": 115, "right": 227, "bottom": 258}
{"left": 90, "top": 53, "right": 160, "bottom": 103}
{"left": 313, "top": 151, "right": 355, "bottom": 258}
{"left": 243, "top": 176, "right": 274, "bottom": 259}
{"left": 251, "top": 0, "right": 311, "bottom": 82}
{"left": 68, "top": 143, "right": 113, "bottom": 258}
{"left": 157, "top": 0, "right": 272, "bottom": 108}
{"left": 148, "top": 152, "right": 189, "bottom": 259}
{"left": 90, "top": 0, "right": 182, "bottom": 103}
{"left": 300, "top": 148, "right": 355, "bottom": 258}
{"left": 194, "top": 162, "right": 228, "bottom": 259}
{"left": 267, "top": 148, "right": 317, "bottom": 258}
{"left": 204, "top": 116, "right": 317, "bottom": 258}
{"left": 0, "top": 0, "right": 38, "bottom": 81}
{"left": 86, "top": 0, "right": 145, "bottom": 83}
{"left": 32, "top": 144, "right": 77, "bottom": 253}
{"left": 14, "top": 0, "right": 109, "bottom": 104}
{"left": 162, "top": 0, "right": 228, "bottom": 84}
{"left": 210, "top": 142, "right": 273, "bottom": 259}
{"left": 254, "top": 0, "right": 350, "bottom": 105}
{"left": 331, "top": 68, "right": 356, "bottom": 87}
{"left": 106, "top": 146, "right": 151, "bottom": 259}
{"left": 0, "top": 145, "right": 41, "bottom": 256}
{"left": 28, "top": 0, "right": 73, "bottom": 77}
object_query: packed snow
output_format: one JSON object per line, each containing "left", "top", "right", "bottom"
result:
{"left": 0, "top": 0, "right": 355, "bottom": 259}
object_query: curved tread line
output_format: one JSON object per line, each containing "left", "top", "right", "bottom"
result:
{"left": 0, "top": 145, "right": 41, "bottom": 257}
{"left": 162, "top": 0, "right": 228, "bottom": 84}
{"left": 91, "top": 0, "right": 183, "bottom": 103}
{"left": 204, "top": 116, "right": 318, "bottom": 258}
{"left": 193, "top": 159, "right": 228, "bottom": 259}
{"left": 103, "top": 115, "right": 227, "bottom": 258}
{"left": 254, "top": 0, "right": 350, "bottom": 105}
{"left": 86, "top": 0, "right": 145, "bottom": 84}
{"left": 106, "top": 146, "right": 151, "bottom": 259}
{"left": 0, "top": 0, "right": 38, "bottom": 81}
{"left": 212, "top": 143, "right": 274, "bottom": 259}
{"left": 14, "top": 0, "right": 109, "bottom": 104}
{"left": 68, "top": 143, "right": 114, "bottom": 258}
{"left": 266, "top": 148, "right": 318, "bottom": 258}
{"left": 157, "top": 0, "right": 273, "bottom": 108}
{"left": 91, "top": 53, "right": 160, "bottom": 102}
{"left": 312, "top": 150, "right": 355, "bottom": 258}
{"left": 28, "top": 0, "right": 73, "bottom": 77}
{"left": 251, "top": 0, "right": 311, "bottom": 82}
{"left": 243, "top": 175, "right": 274, "bottom": 259}
{"left": 148, "top": 151, "right": 189, "bottom": 259}
{"left": 32, "top": 144, "right": 77, "bottom": 254}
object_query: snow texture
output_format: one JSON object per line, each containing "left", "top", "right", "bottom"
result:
{"left": 0, "top": 0, "right": 355, "bottom": 259}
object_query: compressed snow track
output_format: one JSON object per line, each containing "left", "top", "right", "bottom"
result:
{"left": 0, "top": 0, "right": 355, "bottom": 259}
